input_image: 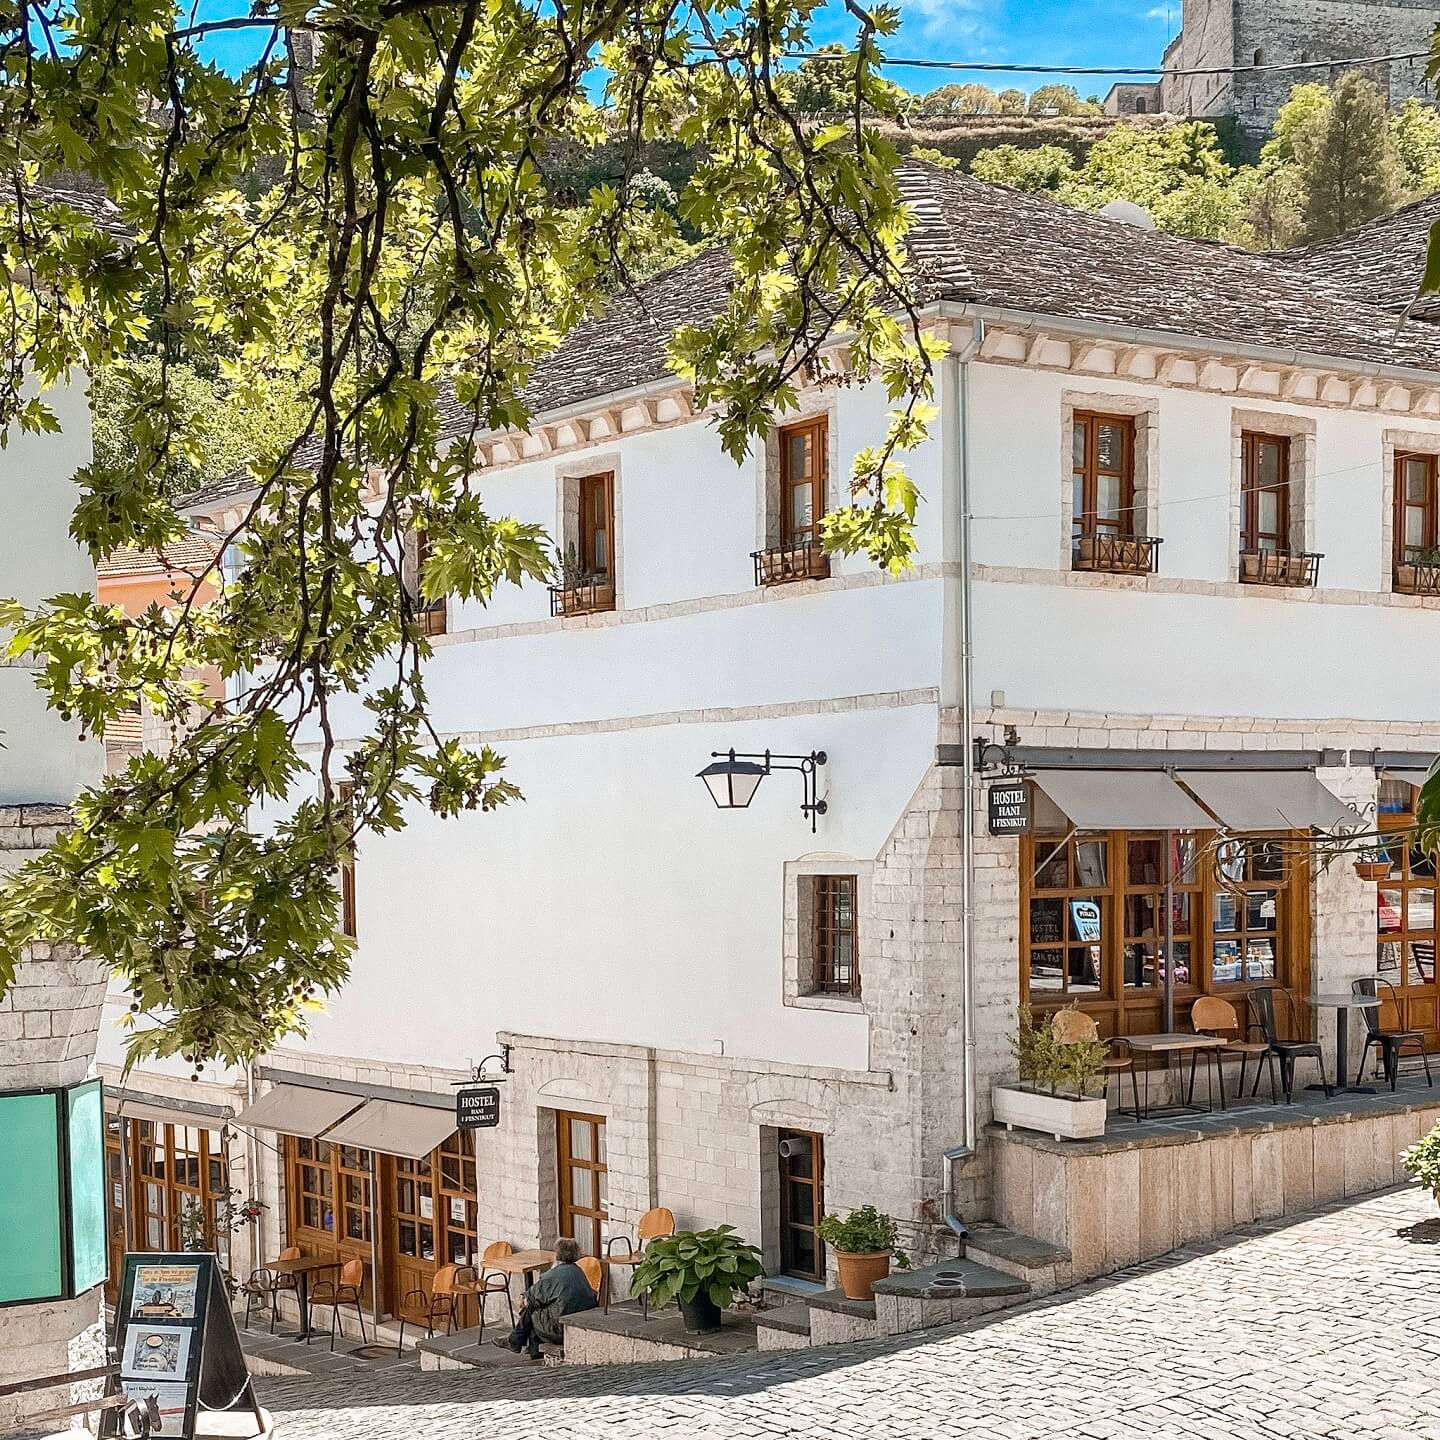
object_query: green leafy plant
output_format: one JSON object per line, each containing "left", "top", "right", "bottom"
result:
{"left": 1402, "top": 1121, "right": 1440, "bottom": 1195}
{"left": 630, "top": 1226, "right": 764, "bottom": 1311}
{"left": 1052, "top": 1030, "right": 1110, "bottom": 1099}
{"left": 1011, "top": 1004, "right": 1108, "bottom": 1098}
{"left": 817, "top": 1204, "right": 910, "bottom": 1267}
{"left": 1012, "top": 1004, "right": 1059, "bottom": 1087}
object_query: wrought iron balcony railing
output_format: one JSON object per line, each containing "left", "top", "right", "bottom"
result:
{"left": 549, "top": 574, "right": 616, "bottom": 617}
{"left": 1239, "top": 549, "right": 1322, "bottom": 588}
{"left": 752, "top": 534, "right": 830, "bottom": 587}
{"left": 1071, "top": 533, "right": 1162, "bottom": 576}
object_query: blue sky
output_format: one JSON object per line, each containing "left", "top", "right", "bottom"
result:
{"left": 192, "top": 0, "right": 1182, "bottom": 101}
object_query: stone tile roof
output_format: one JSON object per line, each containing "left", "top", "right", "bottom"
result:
{"left": 96, "top": 535, "right": 220, "bottom": 579}
{"left": 184, "top": 163, "right": 1440, "bottom": 513}
{"left": 31, "top": 182, "right": 131, "bottom": 240}
{"left": 1277, "top": 192, "right": 1440, "bottom": 322}
{"left": 900, "top": 161, "right": 1440, "bottom": 368}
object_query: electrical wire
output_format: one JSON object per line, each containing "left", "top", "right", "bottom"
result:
{"left": 764, "top": 46, "right": 1431, "bottom": 80}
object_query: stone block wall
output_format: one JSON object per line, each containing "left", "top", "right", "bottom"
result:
{"left": 0, "top": 805, "right": 108, "bottom": 1429}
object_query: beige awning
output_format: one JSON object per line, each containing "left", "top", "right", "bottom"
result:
{"left": 231, "top": 1084, "right": 362, "bottom": 1139}
{"left": 1030, "top": 770, "right": 1214, "bottom": 830}
{"left": 1177, "top": 771, "right": 1361, "bottom": 832}
{"left": 322, "top": 1099, "right": 457, "bottom": 1161}
{"left": 105, "top": 1092, "right": 235, "bottom": 1132}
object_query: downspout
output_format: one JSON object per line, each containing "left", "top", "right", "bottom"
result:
{"left": 940, "top": 316, "right": 985, "bottom": 1242}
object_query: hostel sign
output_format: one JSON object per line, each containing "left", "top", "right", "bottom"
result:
{"left": 987, "top": 778, "right": 1031, "bottom": 835}
{"left": 456, "top": 1085, "right": 501, "bottom": 1129}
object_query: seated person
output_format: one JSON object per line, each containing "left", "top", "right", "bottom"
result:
{"left": 493, "top": 1237, "right": 597, "bottom": 1359}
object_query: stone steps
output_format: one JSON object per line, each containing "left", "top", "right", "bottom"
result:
{"left": 870, "top": 1258, "right": 1031, "bottom": 1336}
{"left": 754, "top": 1301, "right": 812, "bottom": 1352}
{"left": 963, "top": 1221, "right": 1073, "bottom": 1298}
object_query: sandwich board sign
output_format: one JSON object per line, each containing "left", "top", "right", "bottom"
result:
{"left": 114, "top": 1252, "right": 264, "bottom": 1438}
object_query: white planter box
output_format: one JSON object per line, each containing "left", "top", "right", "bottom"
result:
{"left": 992, "top": 1084, "right": 1107, "bottom": 1141}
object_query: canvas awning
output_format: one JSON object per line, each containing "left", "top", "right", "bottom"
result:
{"left": 1176, "top": 771, "right": 1361, "bottom": 832}
{"left": 105, "top": 1091, "right": 235, "bottom": 1132}
{"left": 1030, "top": 770, "right": 1214, "bottom": 830}
{"left": 322, "top": 1099, "right": 457, "bottom": 1161}
{"left": 231, "top": 1084, "right": 362, "bottom": 1139}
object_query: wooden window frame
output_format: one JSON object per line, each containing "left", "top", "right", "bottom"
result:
{"left": 1377, "top": 782, "right": 1438, "bottom": 1045}
{"left": 577, "top": 473, "right": 616, "bottom": 580}
{"left": 285, "top": 1135, "right": 374, "bottom": 1298}
{"left": 811, "top": 875, "right": 860, "bottom": 997}
{"left": 1240, "top": 432, "right": 1291, "bottom": 553}
{"left": 1395, "top": 451, "right": 1439, "bottom": 571}
{"left": 411, "top": 530, "right": 447, "bottom": 637}
{"left": 779, "top": 417, "right": 828, "bottom": 547}
{"left": 1020, "top": 820, "right": 1310, "bottom": 1040}
{"left": 337, "top": 781, "right": 357, "bottom": 940}
{"left": 1072, "top": 412, "right": 1137, "bottom": 543}
{"left": 556, "top": 1111, "right": 607, "bottom": 1257}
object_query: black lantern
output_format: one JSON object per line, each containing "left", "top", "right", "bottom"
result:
{"left": 697, "top": 749, "right": 828, "bottom": 831}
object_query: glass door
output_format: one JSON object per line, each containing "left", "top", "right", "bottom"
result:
{"left": 556, "top": 1112, "right": 607, "bottom": 1256}
{"left": 778, "top": 1129, "right": 825, "bottom": 1282}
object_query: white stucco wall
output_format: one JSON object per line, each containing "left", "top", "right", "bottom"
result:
{"left": 966, "top": 361, "right": 1440, "bottom": 721}
{"left": 0, "top": 376, "right": 101, "bottom": 805}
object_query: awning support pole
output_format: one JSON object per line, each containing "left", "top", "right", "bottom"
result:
{"left": 1163, "top": 828, "right": 1176, "bottom": 1035}
{"left": 369, "top": 1151, "right": 383, "bottom": 1338}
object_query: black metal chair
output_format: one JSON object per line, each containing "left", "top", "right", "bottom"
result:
{"left": 1354, "top": 977, "right": 1434, "bottom": 1091}
{"left": 239, "top": 1267, "right": 278, "bottom": 1331}
{"left": 1249, "top": 985, "right": 1329, "bottom": 1103}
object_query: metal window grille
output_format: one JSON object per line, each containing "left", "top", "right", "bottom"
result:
{"left": 813, "top": 876, "right": 859, "bottom": 996}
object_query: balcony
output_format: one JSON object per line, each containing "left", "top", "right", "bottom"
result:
{"left": 1394, "top": 553, "right": 1440, "bottom": 596}
{"left": 417, "top": 599, "right": 447, "bottom": 636}
{"left": 549, "top": 574, "right": 616, "bottom": 617}
{"left": 1239, "top": 549, "right": 1321, "bottom": 588}
{"left": 1071, "top": 533, "right": 1162, "bottom": 576}
{"left": 752, "top": 535, "right": 830, "bottom": 587}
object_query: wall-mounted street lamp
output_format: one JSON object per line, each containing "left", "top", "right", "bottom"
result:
{"left": 697, "top": 749, "right": 828, "bottom": 832}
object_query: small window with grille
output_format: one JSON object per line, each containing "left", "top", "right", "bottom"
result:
{"left": 810, "top": 875, "right": 860, "bottom": 997}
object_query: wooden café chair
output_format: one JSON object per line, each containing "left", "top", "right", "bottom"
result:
{"left": 473, "top": 1241, "right": 518, "bottom": 1345}
{"left": 308, "top": 1256, "right": 368, "bottom": 1353}
{"left": 249, "top": 1245, "right": 301, "bottom": 1335}
{"left": 1051, "top": 1008, "right": 1136, "bottom": 1116}
{"left": 604, "top": 1206, "right": 676, "bottom": 1314}
{"left": 1192, "top": 994, "right": 1276, "bottom": 1102}
{"left": 397, "top": 1263, "right": 469, "bottom": 1354}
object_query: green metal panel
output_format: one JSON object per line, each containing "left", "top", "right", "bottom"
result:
{"left": 0, "top": 1091, "right": 62, "bottom": 1303}
{"left": 66, "top": 1080, "right": 107, "bottom": 1295}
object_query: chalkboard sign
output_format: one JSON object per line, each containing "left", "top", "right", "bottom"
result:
{"left": 114, "top": 1252, "right": 263, "bottom": 1439}
{"left": 456, "top": 1086, "right": 501, "bottom": 1129}
{"left": 988, "top": 778, "right": 1031, "bottom": 835}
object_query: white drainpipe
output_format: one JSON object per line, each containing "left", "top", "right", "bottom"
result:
{"left": 940, "top": 316, "right": 985, "bottom": 1241}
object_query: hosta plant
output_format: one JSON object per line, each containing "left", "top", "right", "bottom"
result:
{"left": 630, "top": 1226, "right": 764, "bottom": 1311}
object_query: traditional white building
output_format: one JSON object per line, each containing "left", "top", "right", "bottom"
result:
{"left": 165, "top": 164, "right": 1440, "bottom": 1326}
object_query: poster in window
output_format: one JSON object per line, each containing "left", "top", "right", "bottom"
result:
{"left": 419, "top": 1194, "right": 433, "bottom": 1220}
{"left": 121, "top": 1324, "right": 191, "bottom": 1383}
{"left": 120, "top": 1382, "right": 189, "bottom": 1436}
{"left": 132, "top": 1262, "right": 201, "bottom": 1320}
{"left": 449, "top": 1197, "right": 466, "bottom": 1224}
{"left": 1068, "top": 900, "right": 1102, "bottom": 943}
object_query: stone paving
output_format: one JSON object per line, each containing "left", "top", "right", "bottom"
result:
{"left": 256, "top": 1184, "right": 1440, "bottom": 1439}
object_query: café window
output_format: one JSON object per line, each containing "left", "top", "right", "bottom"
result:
{"left": 1376, "top": 778, "right": 1438, "bottom": 1044}
{"left": 1021, "top": 814, "right": 1306, "bottom": 1037}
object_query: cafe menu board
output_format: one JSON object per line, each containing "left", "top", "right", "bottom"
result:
{"left": 114, "top": 1253, "right": 263, "bottom": 1440}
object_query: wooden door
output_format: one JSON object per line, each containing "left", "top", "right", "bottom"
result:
{"left": 778, "top": 1129, "right": 825, "bottom": 1282}
{"left": 1378, "top": 807, "right": 1439, "bottom": 1047}
{"left": 105, "top": 1119, "right": 126, "bottom": 1304}
{"left": 556, "top": 1112, "right": 607, "bottom": 1256}
{"left": 387, "top": 1154, "right": 438, "bottom": 1321}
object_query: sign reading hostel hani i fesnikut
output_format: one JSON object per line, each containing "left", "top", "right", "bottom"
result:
{"left": 456, "top": 1085, "right": 501, "bottom": 1129}
{"left": 987, "top": 778, "right": 1031, "bottom": 835}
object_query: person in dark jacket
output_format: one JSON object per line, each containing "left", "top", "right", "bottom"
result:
{"left": 493, "top": 1237, "right": 597, "bottom": 1359}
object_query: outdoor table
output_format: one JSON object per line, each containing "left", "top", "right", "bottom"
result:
{"left": 1123, "top": 1033, "right": 1228, "bottom": 1121}
{"left": 482, "top": 1249, "right": 556, "bottom": 1291}
{"left": 268, "top": 1255, "right": 341, "bottom": 1344}
{"left": 1306, "top": 991, "right": 1381, "bottom": 1095}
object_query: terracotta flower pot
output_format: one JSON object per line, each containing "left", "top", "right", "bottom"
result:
{"left": 1354, "top": 862, "right": 1391, "bottom": 882}
{"left": 834, "top": 1249, "right": 891, "bottom": 1301}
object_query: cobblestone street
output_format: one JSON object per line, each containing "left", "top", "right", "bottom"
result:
{"left": 256, "top": 1185, "right": 1440, "bottom": 1439}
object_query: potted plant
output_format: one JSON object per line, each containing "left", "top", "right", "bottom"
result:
{"left": 1353, "top": 845, "right": 1392, "bottom": 882}
{"left": 991, "top": 1004, "right": 1110, "bottom": 1141}
{"left": 630, "top": 1225, "right": 764, "bottom": 1334}
{"left": 1402, "top": 1122, "right": 1440, "bottom": 1208}
{"left": 816, "top": 1205, "right": 910, "bottom": 1301}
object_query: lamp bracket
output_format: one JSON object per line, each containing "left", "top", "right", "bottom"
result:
{"left": 708, "top": 748, "right": 828, "bottom": 832}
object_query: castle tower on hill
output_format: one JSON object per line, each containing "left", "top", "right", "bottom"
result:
{"left": 1160, "top": 0, "right": 1440, "bottom": 133}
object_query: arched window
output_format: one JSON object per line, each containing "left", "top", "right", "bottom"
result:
{"left": 1134, "top": 97, "right": 1148, "bottom": 113}
{"left": 1253, "top": 48, "right": 1264, "bottom": 65}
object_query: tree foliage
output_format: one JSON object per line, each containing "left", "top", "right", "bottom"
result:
{"left": 1293, "top": 71, "right": 1401, "bottom": 242}
{"left": 0, "top": 3, "right": 941, "bottom": 1068}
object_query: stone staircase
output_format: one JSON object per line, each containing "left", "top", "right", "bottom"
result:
{"left": 755, "top": 1224, "right": 1070, "bottom": 1351}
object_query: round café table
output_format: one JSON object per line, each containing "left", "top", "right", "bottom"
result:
{"left": 1306, "top": 991, "right": 1380, "bottom": 1095}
